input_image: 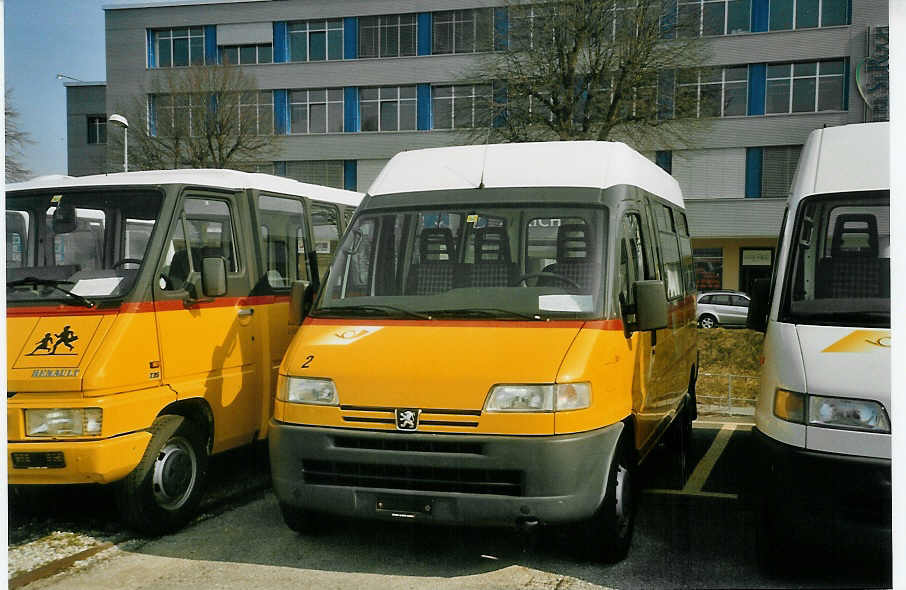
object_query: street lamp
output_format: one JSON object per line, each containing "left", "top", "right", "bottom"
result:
{"left": 56, "top": 73, "right": 85, "bottom": 83}
{"left": 108, "top": 114, "right": 129, "bottom": 173}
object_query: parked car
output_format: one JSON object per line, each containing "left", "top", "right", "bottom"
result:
{"left": 696, "top": 291, "right": 750, "bottom": 328}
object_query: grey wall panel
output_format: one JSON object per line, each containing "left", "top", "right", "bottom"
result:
{"left": 686, "top": 198, "right": 786, "bottom": 238}
{"left": 701, "top": 27, "right": 851, "bottom": 66}
{"left": 672, "top": 148, "right": 746, "bottom": 199}
{"left": 356, "top": 159, "right": 390, "bottom": 192}
{"left": 66, "top": 86, "right": 109, "bottom": 176}
{"left": 273, "top": 131, "right": 478, "bottom": 161}
{"left": 217, "top": 22, "right": 272, "bottom": 45}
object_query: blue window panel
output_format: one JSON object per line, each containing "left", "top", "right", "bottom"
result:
{"left": 658, "top": 70, "right": 676, "bottom": 119}
{"left": 274, "top": 90, "right": 289, "bottom": 135}
{"left": 748, "top": 63, "right": 766, "bottom": 115}
{"left": 344, "top": 87, "right": 359, "bottom": 132}
{"left": 656, "top": 151, "right": 673, "bottom": 174}
{"left": 274, "top": 161, "right": 287, "bottom": 177}
{"left": 417, "top": 13, "right": 432, "bottom": 56}
{"left": 344, "top": 17, "right": 357, "bottom": 59}
{"left": 745, "top": 147, "right": 763, "bottom": 197}
{"left": 204, "top": 25, "right": 217, "bottom": 64}
{"left": 494, "top": 8, "right": 509, "bottom": 51}
{"left": 417, "top": 83, "right": 432, "bottom": 130}
{"left": 148, "top": 95, "right": 157, "bottom": 136}
{"left": 751, "top": 0, "right": 769, "bottom": 32}
{"left": 273, "top": 22, "right": 288, "bottom": 63}
{"left": 344, "top": 160, "right": 358, "bottom": 191}
{"left": 147, "top": 30, "right": 155, "bottom": 68}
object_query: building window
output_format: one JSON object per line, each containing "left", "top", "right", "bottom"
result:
{"left": 288, "top": 19, "right": 343, "bottom": 62}
{"left": 359, "top": 14, "right": 417, "bottom": 58}
{"left": 765, "top": 59, "right": 844, "bottom": 114}
{"left": 239, "top": 91, "right": 274, "bottom": 136}
{"left": 152, "top": 27, "right": 206, "bottom": 68}
{"left": 676, "top": 0, "right": 751, "bottom": 37}
{"left": 280, "top": 161, "right": 345, "bottom": 189}
{"left": 289, "top": 89, "right": 344, "bottom": 134}
{"left": 432, "top": 9, "right": 494, "bottom": 54}
{"left": 509, "top": 5, "right": 539, "bottom": 51}
{"left": 153, "top": 94, "right": 207, "bottom": 136}
{"left": 220, "top": 43, "right": 273, "bottom": 65}
{"left": 676, "top": 65, "right": 748, "bottom": 117}
{"left": 87, "top": 115, "right": 107, "bottom": 144}
{"left": 432, "top": 84, "right": 492, "bottom": 129}
{"left": 769, "top": 0, "right": 849, "bottom": 30}
{"left": 761, "top": 145, "right": 801, "bottom": 197}
{"left": 693, "top": 248, "right": 723, "bottom": 290}
{"left": 359, "top": 86, "right": 417, "bottom": 132}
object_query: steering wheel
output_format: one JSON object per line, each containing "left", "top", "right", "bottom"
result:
{"left": 112, "top": 258, "right": 143, "bottom": 269}
{"left": 514, "top": 272, "right": 581, "bottom": 290}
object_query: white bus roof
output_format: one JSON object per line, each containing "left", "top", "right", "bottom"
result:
{"left": 367, "top": 141, "right": 684, "bottom": 208}
{"left": 6, "top": 169, "right": 363, "bottom": 207}
{"left": 789, "top": 122, "right": 889, "bottom": 205}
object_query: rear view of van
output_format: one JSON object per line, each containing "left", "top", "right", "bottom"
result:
{"left": 747, "top": 123, "right": 890, "bottom": 563}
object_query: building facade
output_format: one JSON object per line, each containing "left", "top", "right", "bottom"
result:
{"left": 86, "top": 0, "right": 889, "bottom": 292}
{"left": 64, "top": 82, "right": 108, "bottom": 177}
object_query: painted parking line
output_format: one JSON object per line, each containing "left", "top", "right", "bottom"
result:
{"left": 643, "top": 489, "right": 738, "bottom": 500}
{"left": 684, "top": 423, "right": 737, "bottom": 493}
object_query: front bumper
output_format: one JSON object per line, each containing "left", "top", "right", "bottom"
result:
{"left": 8, "top": 431, "right": 152, "bottom": 485}
{"left": 269, "top": 420, "right": 624, "bottom": 527}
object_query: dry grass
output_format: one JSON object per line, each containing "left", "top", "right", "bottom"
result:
{"left": 697, "top": 328, "right": 764, "bottom": 404}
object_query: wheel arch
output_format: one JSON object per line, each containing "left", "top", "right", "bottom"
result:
{"left": 158, "top": 398, "right": 214, "bottom": 454}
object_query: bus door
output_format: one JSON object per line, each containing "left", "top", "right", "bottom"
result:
{"left": 154, "top": 193, "right": 261, "bottom": 452}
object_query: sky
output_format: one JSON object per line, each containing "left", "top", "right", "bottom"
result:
{"left": 4, "top": 0, "right": 148, "bottom": 179}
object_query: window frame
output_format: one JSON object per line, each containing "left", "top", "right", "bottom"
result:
{"left": 87, "top": 115, "right": 107, "bottom": 145}
{"left": 765, "top": 59, "right": 845, "bottom": 115}
{"left": 431, "top": 83, "right": 492, "bottom": 130}
{"left": 359, "top": 86, "right": 417, "bottom": 132}
{"left": 219, "top": 43, "right": 273, "bottom": 65}
{"left": 358, "top": 13, "right": 418, "bottom": 59}
{"left": 151, "top": 27, "right": 206, "bottom": 68}
{"left": 289, "top": 88, "right": 345, "bottom": 135}
{"left": 768, "top": 0, "right": 850, "bottom": 31}
{"left": 432, "top": 8, "right": 494, "bottom": 55}
{"left": 677, "top": 65, "right": 749, "bottom": 118}
{"left": 288, "top": 19, "right": 344, "bottom": 62}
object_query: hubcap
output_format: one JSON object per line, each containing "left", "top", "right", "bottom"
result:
{"left": 701, "top": 317, "right": 715, "bottom": 328}
{"left": 613, "top": 463, "right": 633, "bottom": 538}
{"left": 152, "top": 436, "right": 197, "bottom": 510}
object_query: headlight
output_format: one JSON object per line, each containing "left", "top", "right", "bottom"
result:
{"left": 808, "top": 396, "right": 890, "bottom": 433}
{"left": 484, "top": 383, "right": 591, "bottom": 412}
{"left": 277, "top": 376, "right": 338, "bottom": 405}
{"left": 773, "top": 389, "right": 806, "bottom": 424}
{"left": 25, "top": 408, "right": 102, "bottom": 437}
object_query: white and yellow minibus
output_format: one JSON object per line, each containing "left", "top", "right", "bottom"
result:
{"left": 747, "top": 122, "right": 890, "bottom": 563}
{"left": 7, "top": 169, "right": 361, "bottom": 534}
{"left": 270, "top": 141, "right": 698, "bottom": 562}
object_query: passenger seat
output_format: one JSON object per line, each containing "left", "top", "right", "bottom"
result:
{"left": 470, "top": 227, "right": 516, "bottom": 287}
{"left": 408, "top": 228, "right": 458, "bottom": 295}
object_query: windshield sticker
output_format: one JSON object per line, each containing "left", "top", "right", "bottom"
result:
{"left": 71, "top": 277, "right": 124, "bottom": 296}
{"left": 538, "top": 294, "right": 594, "bottom": 313}
{"left": 50, "top": 194, "right": 63, "bottom": 204}
{"left": 822, "top": 330, "right": 891, "bottom": 353}
{"left": 466, "top": 214, "right": 479, "bottom": 224}
{"left": 27, "top": 326, "right": 79, "bottom": 356}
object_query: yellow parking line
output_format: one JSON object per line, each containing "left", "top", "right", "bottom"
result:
{"left": 643, "top": 488, "right": 738, "bottom": 500}
{"left": 683, "top": 423, "right": 737, "bottom": 493}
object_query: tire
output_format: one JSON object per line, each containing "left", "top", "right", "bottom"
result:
{"left": 574, "top": 435, "right": 637, "bottom": 563}
{"left": 698, "top": 314, "right": 718, "bottom": 329}
{"left": 116, "top": 415, "right": 209, "bottom": 536}
{"left": 279, "top": 502, "right": 327, "bottom": 534}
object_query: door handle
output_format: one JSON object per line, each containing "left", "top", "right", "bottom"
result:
{"left": 238, "top": 308, "right": 254, "bottom": 317}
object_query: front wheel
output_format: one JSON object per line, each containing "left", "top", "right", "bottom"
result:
{"left": 279, "top": 502, "right": 328, "bottom": 534}
{"left": 116, "top": 415, "right": 209, "bottom": 535}
{"left": 698, "top": 314, "right": 718, "bottom": 329}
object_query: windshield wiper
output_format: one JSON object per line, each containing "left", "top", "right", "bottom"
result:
{"left": 313, "top": 304, "right": 431, "bottom": 320}
{"left": 7, "top": 277, "right": 95, "bottom": 308}
{"left": 425, "top": 307, "right": 540, "bottom": 320}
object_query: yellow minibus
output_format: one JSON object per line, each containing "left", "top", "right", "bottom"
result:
{"left": 270, "top": 142, "right": 697, "bottom": 561}
{"left": 6, "top": 169, "right": 361, "bottom": 534}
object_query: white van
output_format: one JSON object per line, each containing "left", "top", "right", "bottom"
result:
{"left": 747, "top": 122, "right": 890, "bottom": 561}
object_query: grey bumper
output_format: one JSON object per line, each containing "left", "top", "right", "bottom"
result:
{"left": 269, "top": 420, "right": 624, "bottom": 527}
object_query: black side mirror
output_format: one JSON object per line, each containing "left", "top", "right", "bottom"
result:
{"left": 52, "top": 203, "right": 78, "bottom": 234}
{"left": 289, "top": 280, "right": 313, "bottom": 325}
{"left": 633, "top": 280, "right": 668, "bottom": 332}
{"left": 746, "top": 278, "right": 771, "bottom": 332}
{"left": 201, "top": 257, "right": 227, "bottom": 298}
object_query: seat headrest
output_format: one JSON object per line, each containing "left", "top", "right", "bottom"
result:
{"left": 419, "top": 227, "right": 456, "bottom": 261}
{"left": 556, "top": 223, "right": 594, "bottom": 262}
{"left": 475, "top": 226, "right": 511, "bottom": 263}
{"left": 831, "top": 214, "right": 878, "bottom": 257}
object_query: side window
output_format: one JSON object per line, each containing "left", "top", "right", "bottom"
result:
{"left": 712, "top": 294, "right": 732, "bottom": 305}
{"left": 699, "top": 295, "right": 712, "bottom": 304}
{"left": 311, "top": 203, "right": 341, "bottom": 281}
{"left": 160, "top": 197, "right": 238, "bottom": 291}
{"left": 655, "top": 204, "right": 683, "bottom": 300}
{"left": 46, "top": 206, "right": 106, "bottom": 271}
{"left": 619, "top": 213, "right": 647, "bottom": 306}
{"left": 257, "top": 195, "right": 310, "bottom": 289}
{"left": 733, "top": 295, "right": 750, "bottom": 307}
{"left": 6, "top": 210, "right": 30, "bottom": 268}
{"left": 677, "top": 210, "right": 694, "bottom": 295}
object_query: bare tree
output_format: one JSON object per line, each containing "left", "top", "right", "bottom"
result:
{"left": 469, "top": 0, "right": 711, "bottom": 147}
{"left": 6, "top": 89, "right": 33, "bottom": 181}
{"left": 112, "top": 64, "right": 276, "bottom": 171}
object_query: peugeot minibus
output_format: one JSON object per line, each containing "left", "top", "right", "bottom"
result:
{"left": 270, "top": 142, "right": 698, "bottom": 562}
{"left": 7, "top": 169, "right": 361, "bottom": 534}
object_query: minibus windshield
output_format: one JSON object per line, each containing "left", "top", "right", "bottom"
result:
{"left": 782, "top": 190, "right": 889, "bottom": 327}
{"left": 315, "top": 204, "right": 608, "bottom": 320}
{"left": 6, "top": 190, "right": 164, "bottom": 305}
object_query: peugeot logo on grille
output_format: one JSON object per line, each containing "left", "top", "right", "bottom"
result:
{"left": 395, "top": 408, "right": 420, "bottom": 431}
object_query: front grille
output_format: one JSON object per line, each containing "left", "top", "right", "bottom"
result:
{"left": 302, "top": 459, "right": 523, "bottom": 496}
{"left": 339, "top": 405, "right": 481, "bottom": 429}
{"left": 12, "top": 451, "right": 65, "bottom": 469}
{"left": 333, "top": 436, "right": 484, "bottom": 455}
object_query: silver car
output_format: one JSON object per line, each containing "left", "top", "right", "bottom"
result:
{"left": 696, "top": 291, "right": 750, "bottom": 328}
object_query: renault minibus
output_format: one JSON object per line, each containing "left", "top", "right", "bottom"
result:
{"left": 270, "top": 142, "right": 698, "bottom": 561}
{"left": 747, "top": 122, "right": 890, "bottom": 562}
{"left": 7, "top": 169, "right": 361, "bottom": 534}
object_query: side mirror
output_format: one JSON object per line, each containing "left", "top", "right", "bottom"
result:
{"left": 201, "top": 257, "right": 227, "bottom": 298}
{"left": 746, "top": 277, "right": 771, "bottom": 332}
{"left": 289, "top": 280, "right": 313, "bottom": 325}
{"left": 633, "top": 280, "right": 668, "bottom": 332}
{"left": 52, "top": 203, "right": 78, "bottom": 234}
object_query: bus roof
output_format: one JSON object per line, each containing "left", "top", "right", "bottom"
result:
{"left": 367, "top": 141, "right": 684, "bottom": 208}
{"left": 6, "top": 169, "right": 364, "bottom": 207}
{"left": 789, "top": 122, "right": 889, "bottom": 205}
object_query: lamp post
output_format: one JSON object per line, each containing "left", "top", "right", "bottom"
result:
{"left": 108, "top": 114, "right": 129, "bottom": 173}
{"left": 56, "top": 73, "right": 85, "bottom": 83}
